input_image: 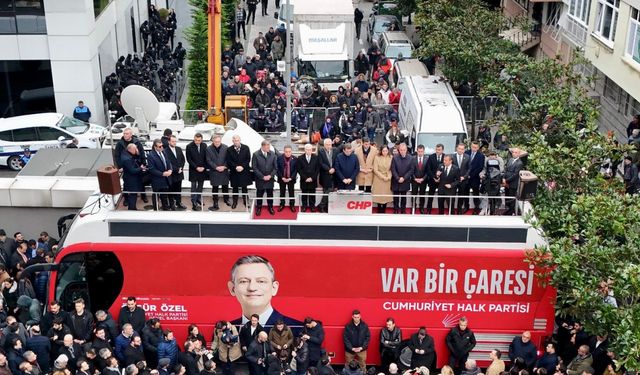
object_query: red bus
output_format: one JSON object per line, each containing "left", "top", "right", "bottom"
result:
{"left": 38, "top": 197, "right": 555, "bottom": 368}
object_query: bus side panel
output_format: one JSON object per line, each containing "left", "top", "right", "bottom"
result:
{"left": 63, "top": 244, "right": 555, "bottom": 367}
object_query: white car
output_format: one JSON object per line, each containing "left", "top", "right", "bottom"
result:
{"left": 0, "top": 113, "right": 107, "bottom": 170}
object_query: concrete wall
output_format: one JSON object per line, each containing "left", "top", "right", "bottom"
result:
{"left": 0, "top": 207, "right": 79, "bottom": 242}
{"left": 503, "top": 0, "right": 528, "bottom": 19}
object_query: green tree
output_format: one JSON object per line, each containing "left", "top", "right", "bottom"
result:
{"left": 185, "top": 0, "right": 237, "bottom": 110}
{"left": 416, "top": 0, "right": 640, "bottom": 368}
{"left": 185, "top": 0, "right": 209, "bottom": 110}
{"left": 396, "top": 0, "right": 416, "bottom": 24}
{"left": 414, "top": 0, "right": 519, "bottom": 84}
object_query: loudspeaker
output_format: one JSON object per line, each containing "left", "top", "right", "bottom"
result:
{"left": 97, "top": 165, "right": 122, "bottom": 195}
{"left": 517, "top": 171, "right": 538, "bottom": 201}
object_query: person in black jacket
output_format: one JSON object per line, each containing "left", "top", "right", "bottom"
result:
{"left": 142, "top": 319, "right": 163, "bottom": 368}
{"left": 302, "top": 317, "right": 324, "bottom": 368}
{"left": 92, "top": 327, "right": 113, "bottom": 353}
{"left": 508, "top": 332, "right": 537, "bottom": 371}
{"left": 186, "top": 133, "right": 208, "bottom": 211}
{"left": 59, "top": 334, "right": 84, "bottom": 372}
{"left": 26, "top": 326, "right": 50, "bottom": 373}
{"left": 297, "top": 144, "right": 320, "bottom": 212}
{"left": 41, "top": 301, "right": 72, "bottom": 335}
{"left": 409, "top": 327, "right": 435, "bottom": 370}
{"left": 379, "top": 318, "right": 401, "bottom": 371}
{"left": 166, "top": 135, "right": 187, "bottom": 210}
{"left": 47, "top": 318, "right": 71, "bottom": 357}
{"left": 446, "top": 317, "right": 476, "bottom": 375}
{"left": 178, "top": 341, "right": 199, "bottom": 375}
{"left": 343, "top": 310, "right": 370, "bottom": 373}
{"left": 124, "top": 336, "right": 145, "bottom": 366}
{"left": 227, "top": 135, "right": 253, "bottom": 209}
{"left": 95, "top": 310, "right": 119, "bottom": 345}
{"left": 292, "top": 337, "right": 309, "bottom": 375}
{"left": 240, "top": 315, "right": 264, "bottom": 354}
{"left": 119, "top": 297, "right": 146, "bottom": 334}
{"left": 246, "top": 332, "right": 270, "bottom": 375}
{"left": 71, "top": 298, "right": 94, "bottom": 345}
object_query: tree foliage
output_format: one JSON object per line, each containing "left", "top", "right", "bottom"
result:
{"left": 414, "top": 0, "right": 519, "bottom": 84}
{"left": 416, "top": 0, "right": 640, "bottom": 369}
{"left": 185, "top": 0, "right": 209, "bottom": 110}
{"left": 185, "top": 0, "right": 237, "bottom": 110}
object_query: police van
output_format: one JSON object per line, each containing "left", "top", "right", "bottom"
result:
{"left": 0, "top": 113, "right": 106, "bottom": 170}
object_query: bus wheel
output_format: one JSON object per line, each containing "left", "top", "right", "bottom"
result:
{"left": 7, "top": 156, "right": 21, "bottom": 171}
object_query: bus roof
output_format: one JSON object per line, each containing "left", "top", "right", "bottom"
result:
{"left": 404, "top": 75, "right": 466, "bottom": 134}
{"left": 62, "top": 194, "right": 545, "bottom": 249}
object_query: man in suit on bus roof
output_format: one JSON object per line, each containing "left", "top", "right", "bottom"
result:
{"left": 228, "top": 255, "right": 302, "bottom": 332}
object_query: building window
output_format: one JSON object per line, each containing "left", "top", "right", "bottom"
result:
{"left": 514, "top": 0, "right": 529, "bottom": 11}
{"left": 594, "top": 0, "right": 619, "bottom": 42}
{"left": 569, "top": 0, "right": 591, "bottom": 25}
{"left": 94, "top": 0, "right": 114, "bottom": 18}
{"left": 0, "top": 60, "right": 55, "bottom": 117}
{"left": 626, "top": 7, "right": 640, "bottom": 63}
{"left": 0, "top": 0, "right": 46, "bottom": 34}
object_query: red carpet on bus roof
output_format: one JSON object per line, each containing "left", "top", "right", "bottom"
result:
{"left": 252, "top": 206, "right": 299, "bottom": 220}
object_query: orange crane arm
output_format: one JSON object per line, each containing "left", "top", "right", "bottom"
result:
{"left": 208, "top": 0, "right": 222, "bottom": 116}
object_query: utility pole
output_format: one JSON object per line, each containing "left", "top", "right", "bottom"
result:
{"left": 284, "top": 0, "right": 292, "bottom": 142}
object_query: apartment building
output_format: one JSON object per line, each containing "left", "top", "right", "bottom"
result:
{"left": 502, "top": 0, "right": 640, "bottom": 141}
{"left": 0, "top": 0, "right": 149, "bottom": 125}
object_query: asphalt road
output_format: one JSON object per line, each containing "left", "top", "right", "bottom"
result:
{"left": 0, "top": 166, "right": 18, "bottom": 178}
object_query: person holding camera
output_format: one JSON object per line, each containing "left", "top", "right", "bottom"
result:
{"left": 246, "top": 332, "right": 271, "bottom": 375}
{"left": 212, "top": 321, "right": 241, "bottom": 375}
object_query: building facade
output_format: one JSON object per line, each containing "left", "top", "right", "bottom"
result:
{"left": 0, "top": 0, "right": 150, "bottom": 125}
{"left": 502, "top": 0, "right": 640, "bottom": 142}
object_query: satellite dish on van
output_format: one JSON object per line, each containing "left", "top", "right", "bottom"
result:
{"left": 120, "top": 85, "right": 159, "bottom": 133}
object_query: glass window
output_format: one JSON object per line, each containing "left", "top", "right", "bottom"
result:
{"left": 94, "top": 0, "right": 114, "bottom": 18}
{"left": 569, "top": 0, "right": 591, "bottom": 25}
{"left": 58, "top": 115, "right": 89, "bottom": 134}
{"left": 37, "top": 126, "right": 68, "bottom": 141}
{"left": 0, "top": 0, "right": 45, "bottom": 34}
{"left": 298, "top": 60, "right": 349, "bottom": 81}
{"left": 595, "top": 0, "right": 620, "bottom": 42}
{"left": 626, "top": 7, "right": 640, "bottom": 63}
{"left": 0, "top": 130, "right": 13, "bottom": 142}
{"left": 11, "top": 127, "right": 37, "bottom": 142}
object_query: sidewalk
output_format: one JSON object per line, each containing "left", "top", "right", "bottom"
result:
{"left": 243, "top": 0, "right": 279, "bottom": 54}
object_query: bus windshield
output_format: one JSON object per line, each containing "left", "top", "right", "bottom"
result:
{"left": 418, "top": 132, "right": 467, "bottom": 154}
{"left": 298, "top": 60, "right": 348, "bottom": 81}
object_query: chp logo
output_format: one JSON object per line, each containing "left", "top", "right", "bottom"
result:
{"left": 328, "top": 191, "right": 373, "bottom": 215}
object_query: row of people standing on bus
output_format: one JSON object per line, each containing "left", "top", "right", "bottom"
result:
{"left": 117, "top": 128, "right": 525, "bottom": 215}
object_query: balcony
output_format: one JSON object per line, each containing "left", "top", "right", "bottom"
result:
{"left": 500, "top": 21, "right": 541, "bottom": 52}
{"left": 561, "top": 15, "right": 588, "bottom": 48}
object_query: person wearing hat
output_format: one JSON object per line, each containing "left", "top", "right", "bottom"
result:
{"left": 19, "top": 149, "right": 32, "bottom": 169}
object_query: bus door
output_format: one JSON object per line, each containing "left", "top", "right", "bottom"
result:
{"left": 53, "top": 251, "right": 124, "bottom": 313}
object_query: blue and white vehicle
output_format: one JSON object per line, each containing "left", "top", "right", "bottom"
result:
{"left": 0, "top": 113, "right": 106, "bottom": 170}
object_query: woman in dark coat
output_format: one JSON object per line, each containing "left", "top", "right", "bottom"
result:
{"left": 409, "top": 328, "right": 435, "bottom": 369}
{"left": 226, "top": 135, "right": 253, "bottom": 208}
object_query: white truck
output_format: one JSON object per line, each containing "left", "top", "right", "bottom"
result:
{"left": 398, "top": 75, "right": 468, "bottom": 154}
{"left": 293, "top": 0, "right": 354, "bottom": 91}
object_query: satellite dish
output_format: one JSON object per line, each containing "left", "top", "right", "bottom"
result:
{"left": 120, "top": 85, "right": 160, "bottom": 132}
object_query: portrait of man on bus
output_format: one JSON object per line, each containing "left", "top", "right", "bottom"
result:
{"left": 228, "top": 255, "right": 303, "bottom": 331}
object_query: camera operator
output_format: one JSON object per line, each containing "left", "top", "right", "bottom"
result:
{"left": 480, "top": 151, "right": 504, "bottom": 215}
{"left": 212, "top": 321, "right": 241, "bottom": 375}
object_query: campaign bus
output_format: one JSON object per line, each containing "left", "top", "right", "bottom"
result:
{"left": 35, "top": 193, "right": 555, "bottom": 368}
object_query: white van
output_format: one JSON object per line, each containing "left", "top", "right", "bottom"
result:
{"left": 0, "top": 113, "right": 106, "bottom": 170}
{"left": 379, "top": 31, "right": 414, "bottom": 65}
{"left": 391, "top": 59, "right": 428, "bottom": 90}
{"left": 398, "top": 75, "right": 467, "bottom": 154}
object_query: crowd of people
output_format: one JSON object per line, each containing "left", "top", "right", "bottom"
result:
{"left": 221, "top": 1, "right": 404, "bottom": 136}
{"left": 102, "top": 5, "right": 186, "bottom": 121}
{"left": 116, "top": 123, "right": 523, "bottom": 215}
{"left": 0, "top": 244, "right": 620, "bottom": 375}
